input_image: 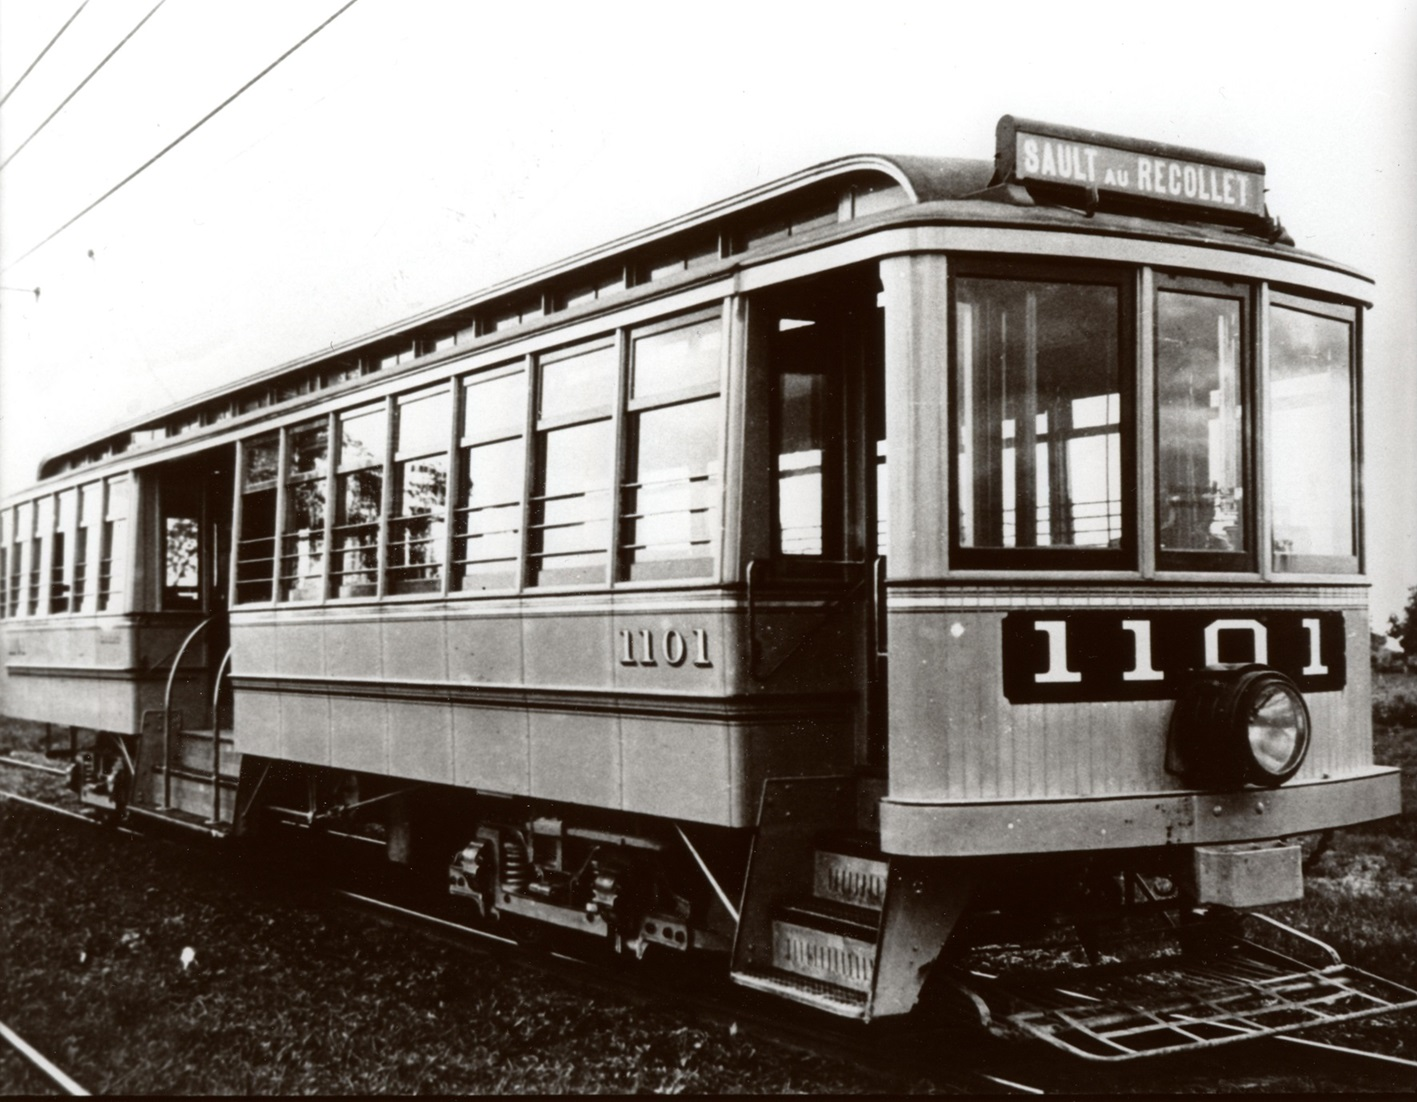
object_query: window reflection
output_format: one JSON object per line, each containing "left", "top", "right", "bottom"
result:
{"left": 1156, "top": 290, "right": 1246, "bottom": 559}
{"left": 1270, "top": 303, "right": 1355, "bottom": 567}
{"left": 388, "top": 388, "right": 450, "bottom": 594}
{"left": 956, "top": 279, "right": 1123, "bottom": 553}
{"left": 334, "top": 404, "right": 385, "bottom": 598}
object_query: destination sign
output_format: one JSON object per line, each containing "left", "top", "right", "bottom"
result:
{"left": 996, "top": 116, "right": 1267, "bottom": 219}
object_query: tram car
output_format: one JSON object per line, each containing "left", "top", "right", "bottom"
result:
{"left": 4, "top": 115, "right": 1414, "bottom": 1059}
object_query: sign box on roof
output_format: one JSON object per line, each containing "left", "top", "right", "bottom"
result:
{"left": 995, "top": 116, "right": 1267, "bottom": 219}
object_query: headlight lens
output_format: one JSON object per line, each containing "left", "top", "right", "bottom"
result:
{"left": 1245, "top": 681, "right": 1310, "bottom": 781}
{"left": 1167, "top": 664, "right": 1312, "bottom": 789}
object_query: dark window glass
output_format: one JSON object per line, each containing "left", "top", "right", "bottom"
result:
{"left": 1156, "top": 289, "right": 1247, "bottom": 563}
{"left": 955, "top": 278, "right": 1124, "bottom": 559}
{"left": 1270, "top": 302, "right": 1356, "bottom": 570}
{"left": 280, "top": 418, "right": 328, "bottom": 601}
{"left": 388, "top": 389, "right": 450, "bottom": 594}
{"left": 236, "top": 433, "right": 279, "bottom": 604}
{"left": 334, "top": 470, "right": 381, "bottom": 597}
{"left": 332, "top": 404, "right": 386, "bottom": 598}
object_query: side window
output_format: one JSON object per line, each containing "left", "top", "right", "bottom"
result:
{"left": 388, "top": 386, "right": 450, "bottom": 595}
{"left": 29, "top": 497, "right": 49, "bottom": 615}
{"left": 1155, "top": 278, "right": 1251, "bottom": 570}
{"left": 528, "top": 339, "right": 616, "bottom": 587}
{"left": 12, "top": 503, "right": 31, "bottom": 617}
{"left": 52, "top": 490, "right": 75, "bottom": 613}
{"left": 1269, "top": 295, "right": 1358, "bottom": 573}
{"left": 333, "top": 404, "right": 386, "bottom": 598}
{"left": 73, "top": 483, "right": 97, "bottom": 613}
{"left": 236, "top": 433, "right": 279, "bottom": 603}
{"left": 280, "top": 418, "right": 328, "bottom": 601}
{"left": 621, "top": 314, "right": 722, "bottom": 580}
{"left": 456, "top": 368, "right": 526, "bottom": 592}
{"left": 954, "top": 271, "right": 1129, "bottom": 567}
{"left": 0, "top": 508, "right": 10, "bottom": 619}
{"left": 98, "top": 478, "right": 128, "bottom": 611}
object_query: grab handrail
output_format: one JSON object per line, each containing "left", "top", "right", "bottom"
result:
{"left": 209, "top": 646, "right": 234, "bottom": 826}
{"left": 161, "top": 616, "right": 213, "bottom": 810}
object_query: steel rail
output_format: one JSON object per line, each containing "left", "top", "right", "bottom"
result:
{"left": 0, "top": 1020, "right": 89, "bottom": 1096}
{"left": 0, "top": 754, "right": 69, "bottom": 776}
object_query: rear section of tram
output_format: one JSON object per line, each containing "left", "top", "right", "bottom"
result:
{"left": 2, "top": 116, "right": 1411, "bottom": 1057}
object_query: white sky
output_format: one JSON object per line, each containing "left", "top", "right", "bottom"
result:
{"left": 1, "top": 0, "right": 1413, "bottom": 622}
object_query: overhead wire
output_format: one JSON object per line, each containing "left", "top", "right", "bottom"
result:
{"left": 0, "top": 0, "right": 169, "bottom": 173}
{"left": 2, "top": 0, "right": 363, "bottom": 275}
{"left": 0, "top": 0, "right": 91, "bottom": 109}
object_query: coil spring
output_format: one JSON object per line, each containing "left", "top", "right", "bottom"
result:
{"left": 500, "top": 837, "right": 529, "bottom": 892}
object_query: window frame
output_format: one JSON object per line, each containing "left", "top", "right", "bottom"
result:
{"left": 386, "top": 383, "right": 453, "bottom": 595}
{"left": 948, "top": 257, "right": 1137, "bottom": 572}
{"left": 454, "top": 360, "right": 529, "bottom": 594}
{"left": 527, "top": 335, "right": 620, "bottom": 589}
{"left": 1152, "top": 272, "right": 1257, "bottom": 574}
{"left": 618, "top": 308, "right": 724, "bottom": 583}
{"left": 330, "top": 400, "right": 388, "bottom": 601}
{"left": 1265, "top": 289, "right": 1362, "bottom": 576}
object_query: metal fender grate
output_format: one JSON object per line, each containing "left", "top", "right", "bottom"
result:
{"left": 958, "top": 920, "right": 1417, "bottom": 1061}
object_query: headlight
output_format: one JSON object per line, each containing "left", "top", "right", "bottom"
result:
{"left": 1167, "top": 664, "right": 1311, "bottom": 789}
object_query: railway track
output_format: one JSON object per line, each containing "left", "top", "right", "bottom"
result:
{"left": 0, "top": 1021, "right": 88, "bottom": 1096}
{"left": 3, "top": 781, "right": 1414, "bottom": 1094}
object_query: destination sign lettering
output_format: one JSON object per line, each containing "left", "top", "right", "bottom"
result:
{"left": 996, "top": 116, "right": 1267, "bottom": 219}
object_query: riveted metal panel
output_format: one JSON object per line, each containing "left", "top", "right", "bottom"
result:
{"left": 329, "top": 692, "right": 386, "bottom": 775}
{"left": 529, "top": 709, "right": 620, "bottom": 807}
{"left": 620, "top": 716, "right": 732, "bottom": 822}
{"left": 323, "top": 617, "right": 382, "bottom": 680}
{"left": 522, "top": 608, "right": 614, "bottom": 691}
{"left": 274, "top": 621, "right": 324, "bottom": 678}
{"left": 451, "top": 703, "right": 530, "bottom": 794}
{"left": 383, "top": 616, "right": 448, "bottom": 684}
{"left": 388, "top": 698, "right": 452, "bottom": 783}
{"left": 234, "top": 689, "right": 280, "bottom": 757}
{"left": 446, "top": 611, "right": 525, "bottom": 685}
{"left": 279, "top": 691, "right": 331, "bottom": 766}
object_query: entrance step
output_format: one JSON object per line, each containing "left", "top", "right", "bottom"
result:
{"left": 732, "top": 965, "right": 869, "bottom": 1018}
{"left": 773, "top": 897, "right": 879, "bottom": 992}
{"left": 169, "top": 729, "right": 241, "bottom": 776}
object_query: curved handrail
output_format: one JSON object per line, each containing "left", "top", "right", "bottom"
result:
{"left": 161, "top": 616, "right": 214, "bottom": 810}
{"left": 209, "top": 646, "right": 234, "bottom": 826}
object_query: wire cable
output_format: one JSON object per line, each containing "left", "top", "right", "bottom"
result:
{"left": 0, "top": 0, "right": 168, "bottom": 173}
{"left": 0, "top": 0, "right": 91, "bottom": 109}
{"left": 2, "top": 0, "right": 362, "bottom": 274}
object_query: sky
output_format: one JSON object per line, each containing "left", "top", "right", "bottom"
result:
{"left": 0, "top": 0, "right": 1414, "bottom": 624}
